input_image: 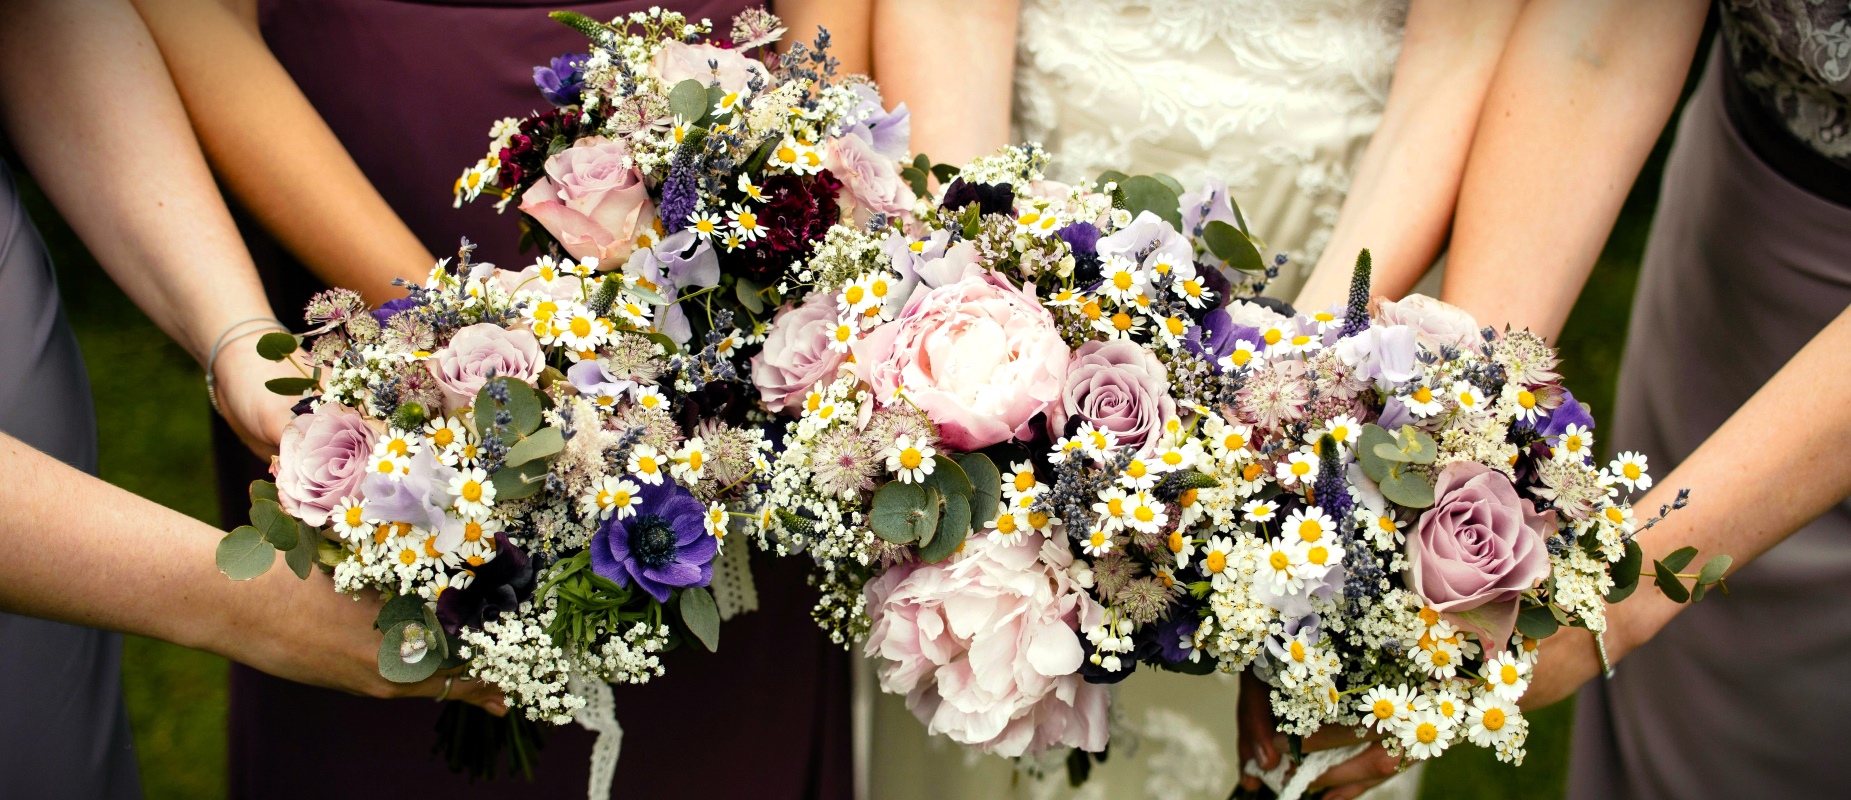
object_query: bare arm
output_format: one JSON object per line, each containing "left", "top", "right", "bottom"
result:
{"left": 872, "top": 0, "right": 1019, "bottom": 166}
{"left": 0, "top": 0, "right": 298, "bottom": 453}
{"left": 130, "top": 0, "right": 430, "bottom": 303}
{"left": 1293, "top": 0, "right": 1525, "bottom": 312}
{"left": 1439, "top": 0, "right": 1708, "bottom": 339}
{"left": 779, "top": 0, "right": 873, "bottom": 77}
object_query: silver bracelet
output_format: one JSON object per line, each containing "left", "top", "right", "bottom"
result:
{"left": 205, "top": 316, "right": 287, "bottom": 414}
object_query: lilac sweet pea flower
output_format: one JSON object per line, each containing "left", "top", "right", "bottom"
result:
{"left": 623, "top": 230, "right": 719, "bottom": 345}
{"left": 534, "top": 53, "right": 588, "bottom": 107}
{"left": 1179, "top": 177, "right": 1242, "bottom": 237}
{"left": 1334, "top": 324, "right": 1420, "bottom": 389}
{"left": 1096, "top": 210, "right": 1192, "bottom": 270}
{"left": 590, "top": 479, "right": 716, "bottom": 603}
{"left": 361, "top": 447, "right": 465, "bottom": 549}
{"left": 843, "top": 83, "right": 911, "bottom": 161}
{"left": 566, "top": 359, "right": 637, "bottom": 406}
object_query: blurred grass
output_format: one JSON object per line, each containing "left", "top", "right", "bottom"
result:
{"left": 18, "top": 177, "right": 229, "bottom": 800}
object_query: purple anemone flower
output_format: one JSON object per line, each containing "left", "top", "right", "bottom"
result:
{"left": 372, "top": 295, "right": 419, "bottom": 324}
{"left": 1183, "top": 307, "right": 1263, "bottom": 371}
{"left": 1527, "top": 390, "right": 1595, "bottom": 438}
{"left": 590, "top": 479, "right": 716, "bottom": 603}
{"left": 534, "top": 53, "right": 588, "bottom": 107}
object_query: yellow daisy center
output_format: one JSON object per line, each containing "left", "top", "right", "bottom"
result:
{"left": 1207, "top": 550, "right": 1229, "bottom": 573}
{"left": 1482, "top": 708, "right": 1506, "bottom": 731}
{"left": 1298, "top": 520, "right": 1324, "bottom": 542}
{"left": 1416, "top": 723, "right": 1439, "bottom": 744}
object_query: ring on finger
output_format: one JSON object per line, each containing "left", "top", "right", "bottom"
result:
{"left": 435, "top": 674, "right": 455, "bottom": 703}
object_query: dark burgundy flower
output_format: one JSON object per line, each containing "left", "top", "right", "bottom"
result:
{"left": 435, "top": 533, "right": 536, "bottom": 636}
{"left": 940, "top": 178, "right": 1015, "bottom": 216}
{"left": 719, "top": 171, "right": 842, "bottom": 283}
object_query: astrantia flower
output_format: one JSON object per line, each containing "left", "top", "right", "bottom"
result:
{"left": 1237, "top": 360, "right": 1310, "bottom": 430}
{"left": 589, "top": 479, "right": 717, "bottom": 603}
{"left": 882, "top": 435, "right": 937, "bottom": 484}
{"left": 1607, "top": 451, "right": 1651, "bottom": 492}
{"left": 809, "top": 425, "right": 879, "bottom": 497}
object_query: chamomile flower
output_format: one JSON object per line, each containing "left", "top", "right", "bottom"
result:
{"left": 985, "top": 509, "right": 1026, "bottom": 545}
{"left": 1451, "top": 382, "right": 1488, "bottom": 414}
{"left": 704, "top": 502, "right": 729, "bottom": 545}
{"left": 448, "top": 468, "right": 496, "bottom": 519}
{"left": 1175, "top": 275, "right": 1214, "bottom": 308}
{"left": 728, "top": 203, "right": 765, "bottom": 242}
{"left": 1308, "top": 308, "right": 1341, "bottom": 332}
{"left": 882, "top": 436, "right": 937, "bottom": 484}
{"left": 1358, "top": 685, "right": 1415, "bottom": 733}
{"left": 1118, "top": 457, "right": 1162, "bottom": 490}
{"left": 582, "top": 475, "right": 641, "bottom": 520}
{"left": 1092, "top": 487, "right": 1132, "bottom": 532}
{"left": 1404, "top": 384, "right": 1444, "bottom": 417}
{"left": 1155, "top": 314, "right": 1192, "bottom": 347}
{"left": 1207, "top": 418, "right": 1253, "bottom": 464}
{"left": 1199, "top": 535, "right": 1237, "bottom": 589}
{"left": 1152, "top": 441, "right": 1202, "bottom": 473}
{"left": 1002, "top": 461, "right": 1042, "bottom": 501}
{"left": 1400, "top": 710, "right": 1454, "bottom": 760}
{"left": 671, "top": 437, "right": 707, "bottom": 484}
{"left": 837, "top": 277, "right": 881, "bottom": 316}
{"left": 1552, "top": 423, "right": 1594, "bottom": 462}
{"left": 1166, "top": 529, "right": 1198, "bottom": 569}
{"left": 1363, "top": 509, "right": 1407, "bottom": 548}
{"left": 1414, "top": 639, "right": 1462, "bottom": 679}
{"left": 720, "top": 232, "right": 745, "bottom": 252}
{"left": 370, "top": 431, "right": 418, "bottom": 480}
{"left": 1098, "top": 255, "right": 1146, "bottom": 303}
{"left": 1242, "top": 498, "right": 1280, "bottom": 524}
{"left": 1607, "top": 451, "right": 1651, "bottom": 491}
{"left": 1282, "top": 329, "right": 1322, "bottom": 354}
{"left": 1483, "top": 652, "right": 1531, "bottom": 702}
{"left": 1256, "top": 537, "right": 1306, "bottom": 594}
{"left": 1093, "top": 309, "right": 1146, "bottom": 340}
{"left": 1124, "top": 491, "right": 1168, "bottom": 534}
{"left": 687, "top": 210, "right": 725, "bottom": 240}
{"left": 1217, "top": 339, "right": 1262, "bottom": 373}
{"left": 826, "top": 316, "right": 858, "bottom": 353}
{"left": 1075, "top": 422, "right": 1119, "bottom": 459}
{"left": 737, "top": 174, "right": 765, "bottom": 202}
{"left": 1285, "top": 507, "right": 1337, "bottom": 545}
{"left": 1597, "top": 503, "right": 1636, "bottom": 535}
{"left": 1502, "top": 383, "right": 1544, "bottom": 424}
{"left": 329, "top": 496, "right": 374, "bottom": 543}
{"left": 630, "top": 386, "right": 669, "bottom": 414}
{"left": 1079, "top": 529, "right": 1116, "bottom": 557}
{"left": 1276, "top": 449, "right": 1320, "bottom": 488}
{"left": 1048, "top": 434, "right": 1086, "bottom": 464}
{"left": 627, "top": 444, "right": 668, "bottom": 485}
{"left": 424, "top": 416, "right": 474, "bottom": 467}
{"left": 1317, "top": 414, "right": 1362, "bottom": 451}
{"left": 1014, "top": 208, "right": 1063, "bottom": 237}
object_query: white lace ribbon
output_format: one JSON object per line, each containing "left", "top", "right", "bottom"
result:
{"left": 709, "top": 538, "right": 759, "bottom": 620}
{"left": 570, "top": 674, "right": 622, "bottom": 800}
{"left": 1243, "top": 742, "right": 1372, "bottom": 800}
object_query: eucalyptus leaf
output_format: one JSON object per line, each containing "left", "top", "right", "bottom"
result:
{"left": 1397, "top": 425, "right": 1439, "bottom": 465}
{"left": 264, "top": 377, "right": 319, "bottom": 396}
{"left": 955, "top": 453, "right": 1001, "bottom": 532}
{"left": 918, "top": 491, "right": 970, "bottom": 564}
{"left": 1653, "top": 560, "right": 1691, "bottom": 604}
{"left": 1118, "top": 175, "right": 1182, "bottom": 229}
{"left": 249, "top": 480, "right": 279, "bottom": 505}
{"left": 490, "top": 459, "right": 549, "bottom": 501}
{"left": 284, "top": 522, "right": 316, "bottom": 579}
{"left": 1356, "top": 424, "right": 1397, "bottom": 483}
{"left": 1697, "top": 554, "right": 1732, "bottom": 585}
{"left": 930, "top": 163, "right": 960, "bottom": 184}
{"left": 473, "top": 377, "right": 543, "bottom": 439}
{"left": 215, "top": 526, "right": 275, "bottom": 580}
{"left": 316, "top": 538, "right": 346, "bottom": 567}
{"left": 1379, "top": 469, "right": 1435, "bottom": 509}
{"left": 505, "top": 426, "right": 565, "bottom": 467}
{"left": 734, "top": 276, "right": 766, "bottom": 314}
{"left": 249, "top": 497, "right": 298, "bottom": 550}
{"left": 1372, "top": 442, "right": 1417, "bottom": 464}
{"left": 1095, "top": 170, "right": 1131, "bottom": 190}
{"left": 923, "top": 455, "right": 973, "bottom": 501}
{"left": 901, "top": 166, "right": 928, "bottom": 199}
{"left": 677, "top": 586, "right": 721, "bottom": 652}
{"left": 870, "top": 482, "right": 929, "bottom": 544}
{"left": 375, "top": 593, "right": 428, "bottom": 632}
{"left": 913, "top": 153, "right": 931, "bottom": 171}
{"left": 912, "top": 488, "right": 943, "bottom": 547}
{"left": 1660, "top": 546, "right": 1698, "bottom": 574}
{"left": 255, "top": 331, "right": 299, "bottom": 361}
{"left": 377, "top": 620, "right": 442, "bottom": 683}
{"left": 669, "top": 79, "right": 710, "bottom": 123}
{"left": 1605, "top": 540, "right": 1644, "bottom": 603}
{"left": 1150, "top": 173, "right": 1185, "bottom": 198}
{"left": 1201, "top": 220, "right": 1264, "bottom": 273}
{"left": 1515, "top": 604, "right": 1560, "bottom": 640}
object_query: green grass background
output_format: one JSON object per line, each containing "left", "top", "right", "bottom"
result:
{"left": 16, "top": 55, "right": 1696, "bottom": 799}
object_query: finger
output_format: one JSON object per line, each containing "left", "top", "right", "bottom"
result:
{"left": 1308, "top": 744, "right": 1399, "bottom": 793}
{"left": 1323, "top": 776, "right": 1390, "bottom": 800}
{"left": 1291, "top": 724, "right": 1382, "bottom": 754}
{"left": 404, "top": 671, "right": 509, "bottom": 716}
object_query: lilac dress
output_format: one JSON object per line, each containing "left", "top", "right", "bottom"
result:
{"left": 210, "top": 3, "right": 851, "bottom": 797}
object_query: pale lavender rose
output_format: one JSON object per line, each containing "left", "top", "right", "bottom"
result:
{"left": 823, "top": 132, "right": 915, "bottom": 224}
{"left": 651, "top": 40, "right": 768, "bottom": 95}
{"left": 518, "top": 136, "right": 657, "bottom": 264}
{"left": 750, "top": 293, "right": 850, "bottom": 414}
{"left": 1096, "top": 210, "right": 1192, "bottom": 271}
{"left": 273, "top": 403, "right": 377, "bottom": 527}
{"left": 864, "top": 535, "right": 1108, "bottom": 758}
{"left": 427, "top": 323, "right": 545, "bottom": 411}
{"left": 1377, "top": 294, "right": 1481, "bottom": 352}
{"left": 851, "top": 272, "right": 1069, "bottom": 451}
{"left": 1054, "top": 339, "right": 1178, "bottom": 458}
{"left": 1406, "top": 462, "right": 1556, "bottom": 647}
{"left": 1333, "top": 323, "right": 1420, "bottom": 390}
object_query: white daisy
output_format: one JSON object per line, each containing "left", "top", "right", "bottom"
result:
{"left": 1079, "top": 529, "right": 1116, "bottom": 557}
{"left": 1552, "top": 423, "right": 1594, "bottom": 462}
{"left": 1317, "top": 414, "right": 1362, "bottom": 451}
{"left": 1097, "top": 255, "right": 1146, "bottom": 305}
{"left": 329, "top": 496, "right": 374, "bottom": 543}
{"left": 627, "top": 444, "right": 668, "bottom": 485}
{"left": 1483, "top": 652, "right": 1531, "bottom": 703}
{"left": 671, "top": 437, "right": 707, "bottom": 485}
{"left": 728, "top": 203, "right": 765, "bottom": 241}
{"left": 1199, "top": 535, "right": 1237, "bottom": 589}
{"left": 1284, "top": 507, "right": 1337, "bottom": 545}
{"left": 1404, "top": 384, "right": 1444, "bottom": 418}
{"left": 1463, "top": 693, "right": 1521, "bottom": 748}
{"left": 582, "top": 476, "right": 641, "bottom": 520}
{"left": 1217, "top": 339, "right": 1261, "bottom": 373}
{"left": 448, "top": 467, "right": 496, "bottom": 519}
{"left": 1451, "top": 382, "right": 1488, "bottom": 414}
{"left": 882, "top": 436, "right": 937, "bottom": 484}
{"left": 1400, "top": 710, "right": 1454, "bottom": 760}
{"left": 1276, "top": 449, "right": 1320, "bottom": 488}
{"left": 1242, "top": 498, "right": 1280, "bottom": 524}
{"left": 1257, "top": 537, "right": 1304, "bottom": 594}
{"left": 687, "top": 210, "right": 725, "bottom": 241}
{"left": 1124, "top": 491, "right": 1168, "bottom": 534}
{"left": 1607, "top": 451, "right": 1652, "bottom": 492}
{"left": 1358, "top": 685, "right": 1415, "bottom": 733}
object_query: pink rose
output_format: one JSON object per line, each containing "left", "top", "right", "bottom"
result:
{"left": 273, "top": 403, "right": 377, "bottom": 527}
{"left": 750, "top": 293, "right": 851, "bottom": 414}
{"left": 822, "top": 133, "right": 915, "bottom": 223}
{"left": 651, "top": 41, "right": 768, "bottom": 95}
{"left": 518, "top": 137, "right": 657, "bottom": 264}
{"left": 1407, "top": 462, "right": 1556, "bottom": 647}
{"left": 1376, "top": 294, "right": 1481, "bottom": 352}
{"left": 427, "top": 323, "right": 545, "bottom": 411}
{"left": 1054, "top": 339, "right": 1177, "bottom": 458}
{"left": 864, "top": 536, "right": 1108, "bottom": 757}
{"left": 851, "top": 272, "right": 1069, "bottom": 450}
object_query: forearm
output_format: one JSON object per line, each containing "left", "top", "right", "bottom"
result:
{"left": 1296, "top": 0, "right": 1523, "bottom": 312}
{"left": 779, "top": 0, "right": 873, "bottom": 77}
{"left": 0, "top": 0, "right": 275, "bottom": 362}
{"left": 1439, "top": 0, "right": 1707, "bottom": 340}
{"left": 872, "top": 0, "right": 1018, "bottom": 166}
{"left": 132, "top": 0, "right": 429, "bottom": 303}
{"left": 1527, "top": 307, "right": 1851, "bottom": 707}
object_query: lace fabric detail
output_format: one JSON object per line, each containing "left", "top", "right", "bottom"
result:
{"left": 1721, "top": 0, "right": 1851, "bottom": 166}
{"left": 710, "top": 538, "right": 759, "bottom": 620}
{"left": 569, "top": 674, "right": 623, "bottom": 800}
{"left": 1013, "top": 0, "right": 1408, "bottom": 296}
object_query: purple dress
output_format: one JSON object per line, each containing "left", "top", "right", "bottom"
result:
{"left": 211, "top": 2, "right": 851, "bottom": 797}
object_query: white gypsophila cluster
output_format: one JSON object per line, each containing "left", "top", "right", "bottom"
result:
{"left": 578, "top": 622, "right": 670, "bottom": 685}
{"left": 460, "top": 599, "right": 587, "bottom": 725}
{"left": 953, "top": 142, "right": 1050, "bottom": 187}
{"left": 794, "top": 225, "right": 889, "bottom": 293}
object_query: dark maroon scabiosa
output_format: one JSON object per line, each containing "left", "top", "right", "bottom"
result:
{"left": 590, "top": 479, "right": 717, "bottom": 603}
{"left": 719, "top": 170, "right": 843, "bottom": 283}
{"left": 435, "top": 532, "right": 537, "bottom": 636}
{"left": 939, "top": 178, "right": 1015, "bottom": 216}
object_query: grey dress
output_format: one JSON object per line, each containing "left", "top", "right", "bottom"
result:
{"left": 0, "top": 161, "right": 142, "bottom": 798}
{"left": 1568, "top": 9, "right": 1851, "bottom": 798}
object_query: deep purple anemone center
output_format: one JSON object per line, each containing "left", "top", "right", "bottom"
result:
{"left": 629, "top": 514, "right": 678, "bottom": 568}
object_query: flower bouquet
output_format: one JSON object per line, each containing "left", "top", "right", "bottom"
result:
{"left": 213, "top": 241, "right": 774, "bottom": 783}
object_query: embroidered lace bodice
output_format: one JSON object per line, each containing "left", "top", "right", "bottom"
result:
{"left": 1012, "top": 0, "right": 1409, "bottom": 299}
{"left": 1721, "top": 0, "right": 1851, "bottom": 167}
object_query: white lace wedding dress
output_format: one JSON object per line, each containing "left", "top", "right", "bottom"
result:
{"left": 860, "top": 1, "right": 1422, "bottom": 798}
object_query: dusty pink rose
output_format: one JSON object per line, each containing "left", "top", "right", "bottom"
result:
{"left": 822, "top": 133, "right": 915, "bottom": 223}
{"left": 273, "top": 404, "right": 377, "bottom": 527}
{"left": 851, "top": 272, "right": 1069, "bottom": 450}
{"left": 1407, "top": 462, "right": 1556, "bottom": 647}
{"left": 651, "top": 41, "right": 768, "bottom": 95}
{"left": 1054, "top": 339, "right": 1178, "bottom": 458}
{"left": 519, "top": 137, "right": 657, "bottom": 264}
{"left": 427, "top": 323, "right": 545, "bottom": 411}
{"left": 864, "top": 536, "right": 1108, "bottom": 757}
{"left": 750, "top": 293, "right": 850, "bottom": 414}
{"left": 1376, "top": 294, "right": 1481, "bottom": 351}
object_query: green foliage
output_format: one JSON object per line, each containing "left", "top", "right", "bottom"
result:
{"left": 548, "top": 9, "right": 610, "bottom": 39}
{"left": 1201, "top": 220, "right": 1263, "bottom": 273}
{"left": 1605, "top": 540, "right": 1645, "bottom": 602}
{"left": 734, "top": 275, "right": 767, "bottom": 314}
{"left": 254, "top": 331, "right": 299, "bottom": 361}
{"left": 1117, "top": 175, "right": 1182, "bottom": 229}
{"left": 248, "top": 497, "right": 296, "bottom": 550}
{"left": 388, "top": 400, "right": 428, "bottom": 431}
{"left": 1515, "top": 604, "right": 1561, "bottom": 640}
{"left": 1360, "top": 424, "right": 1437, "bottom": 508}
{"left": 504, "top": 426, "right": 564, "bottom": 467}
{"left": 374, "top": 593, "right": 429, "bottom": 633}
{"left": 377, "top": 619, "right": 442, "bottom": 683}
{"left": 955, "top": 453, "right": 1001, "bottom": 532}
{"left": 917, "top": 491, "right": 970, "bottom": 563}
{"left": 869, "top": 481, "right": 932, "bottom": 543}
{"left": 472, "top": 377, "right": 543, "bottom": 440}
{"left": 677, "top": 586, "right": 720, "bottom": 652}
{"left": 214, "top": 526, "right": 274, "bottom": 580}
{"left": 263, "top": 376, "right": 318, "bottom": 396}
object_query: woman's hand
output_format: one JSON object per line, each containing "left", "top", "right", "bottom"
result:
{"left": 1236, "top": 670, "right": 1397, "bottom": 797}
{"left": 210, "top": 339, "right": 302, "bottom": 458}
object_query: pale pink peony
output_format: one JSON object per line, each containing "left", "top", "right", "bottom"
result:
{"left": 864, "top": 536, "right": 1108, "bottom": 757}
{"left": 850, "top": 272, "right": 1068, "bottom": 450}
{"left": 273, "top": 403, "right": 377, "bottom": 527}
{"left": 822, "top": 132, "right": 915, "bottom": 223}
{"left": 426, "top": 323, "right": 545, "bottom": 411}
{"left": 651, "top": 41, "right": 768, "bottom": 96}
{"left": 1407, "top": 462, "right": 1555, "bottom": 647}
{"left": 518, "top": 137, "right": 657, "bottom": 265}
{"left": 1054, "top": 339, "right": 1177, "bottom": 458}
{"left": 1376, "top": 294, "right": 1481, "bottom": 352}
{"left": 750, "top": 293, "right": 851, "bottom": 414}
